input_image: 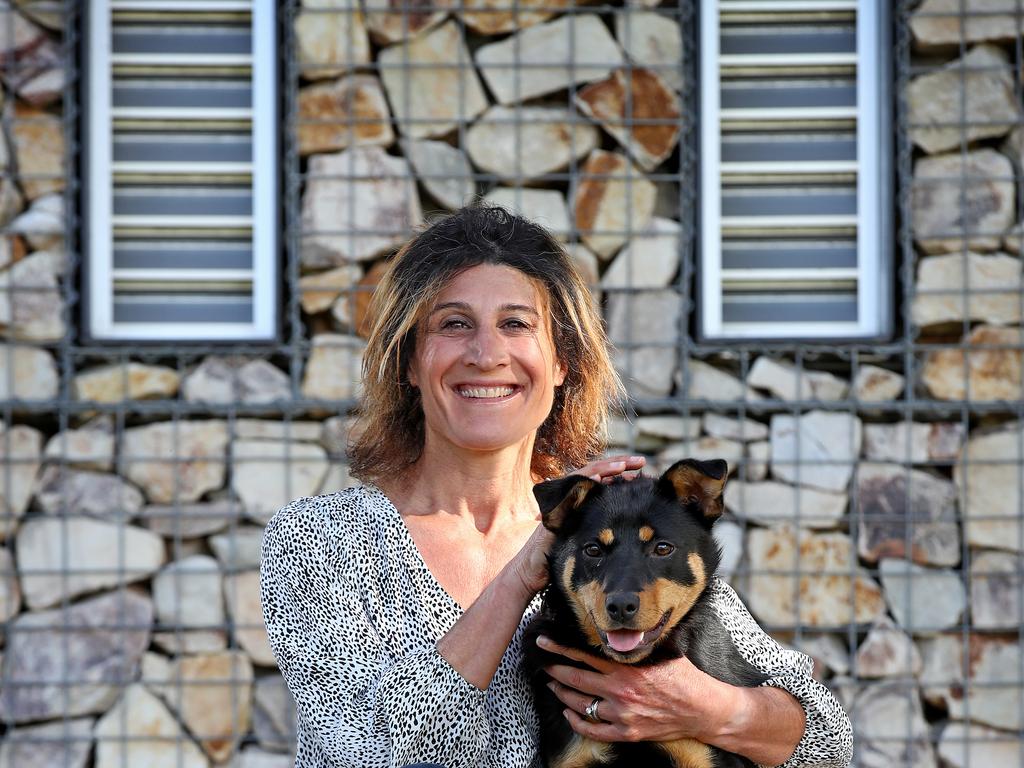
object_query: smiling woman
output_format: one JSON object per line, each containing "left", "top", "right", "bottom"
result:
{"left": 259, "top": 205, "right": 853, "bottom": 768}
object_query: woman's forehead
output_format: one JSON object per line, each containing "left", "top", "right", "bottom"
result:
{"left": 430, "top": 264, "right": 550, "bottom": 312}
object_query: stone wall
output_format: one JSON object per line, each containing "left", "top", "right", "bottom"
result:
{"left": 1, "top": 2, "right": 1023, "bottom": 766}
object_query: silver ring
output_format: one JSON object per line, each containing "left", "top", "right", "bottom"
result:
{"left": 583, "top": 696, "right": 602, "bottom": 723}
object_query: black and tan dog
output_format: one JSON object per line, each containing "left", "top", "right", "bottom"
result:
{"left": 524, "top": 458, "right": 769, "bottom": 768}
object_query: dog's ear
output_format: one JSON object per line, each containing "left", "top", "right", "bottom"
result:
{"left": 533, "top": 475, "right": 601, "bottom": 533}
{"left": 657, "top": 458, "right": 728, "bottom": 525}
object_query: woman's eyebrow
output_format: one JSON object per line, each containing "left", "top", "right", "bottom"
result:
{"left": 429, "top": 302, "right": 539, "bottom": 316}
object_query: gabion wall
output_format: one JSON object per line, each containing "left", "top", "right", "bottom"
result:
{"left": 0, "top": 1, "right": 1023, "bottom": 766}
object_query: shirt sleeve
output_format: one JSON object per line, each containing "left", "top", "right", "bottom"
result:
{"left": 709, "top": 579, "right": 853, "bottom": 768}
{"left": 260, "top": 497, "right": 491, "bottom": 768}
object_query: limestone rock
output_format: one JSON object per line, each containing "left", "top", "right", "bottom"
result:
{"left": 855, "top": 616, "right": 922, "bottom": 678}
{"left": 297, "top": 74, "right": 393, "bottom": 155}
{"left": 770, "top": 411, "right": 862, "bottom": 492}
{"left": 152, "top": 555, "right": 225, "bottom": 630}
{"left": 907, "top": 45, "right": 1018, "bottom": 154}
{"left": 73, "top": 362, "right": 179, "bottom": 403}
{"left": 0, "top": 178, "right": 24, "bottom": 229}
{"left": 0, "top": 423, "right": 42, "bottom": 539}
{"left": 743, "top": 527, "right": 886, "bottom": 627}
{"left": 298, "top": 264, "right": 362, "bottom": 315}
{"left": 852, "top": 682, "right": 936, "bottom": 768}
{"left": 183, "top": 356, "right": 291, "bottom": 405}
{"left": 119, "top": 420, "right": 229, "bottom": 504}
{"left": 702, "top": 413, "right": 768, "bottom": 442}
{"left": 606, "top": 288, "right": 679, "bottom": 397}
{"left": 301, "top": 147, "right": 421, "bottom": 266}
{"left": 957, "top": 423, "right": 1024, "bottom": 551}
{"left": 879, "top": 558, "right": 965, "bottom": 633}
{"left": 320, "top": 415, "right": 355, "bottom": 454}
{"left": 923, "top": 324, "right": 1022, "bottom": 401}
{"left": 912, "top": 252, "right": 1022, "bottom": 326}
{"left": 17, "top": 517, "right": 165, "bottom": 609}
{"left": 460, "top": 0, "right": 569, "bottom": 35}
{"left": 162, "top": 651, "right": 254, "bottom": 763}
{"left": 970, "top": 550, "right": 1023, "bottom": 629}
{"left": 565, "top": 243, "right": 600, "bottom": 299}
{"left": 8, "top": 192, "right": 62, "bottom": 250}
{"left": 748, "top": 357, "right": 848, "bottom": 401}
{"left": 656, "top": 437, "right": 743, "bottom": 473}
{"left": 15, "top": 63, "right": 62, "bottom": 107}
{"left": 252, "top": 675, "right": 297, "bottom": 753}
{"left": 35, "top": 466, "right": 144, "bottom": 521}
{"left": 725, "top": 481, "right": 847, "bottom": 529}
{"left": 635, "top": 415, "right": 701, "bottom": 441}
{"left": 224, "top": 571, "right": 276, "bottom": 666}
{"left": 863, "top": 422, "right": 962, "bottom": 464}
{"left": 0, "top": 1, "right": 54, "bottom": 46}
{"left": 300, "top": 334, "right": 364, "bottom": 400}
{"left": 137, "top": 500, "right": 238, "bottom": 541}
{"left": 796, "top": 634, "right": 850, "bottom": 678}
{"left": 856, "top": 464, "right": 960, "bottom": 567}
{"left": 94, "top": 684, "right": 209, "bottom": 768}
{"left": 601, "top": 217, "right": 680, "bottom": 287}
{"left": 483, "top": 188, "right": 570, "bottom": 240}
{"left": 576, "top": 68, "right": 681, "bottom": 171}
{"left": 615, "top": 10, "right": 683, "bottom": 92}
{"left": 676, "top": 360, "right": 760, "bottom": 402}
{"left": 231, "top": 440, "right": 329, "bottom": 524}
{"left": 343, "top": 256, "right": 388, "bottom": 338}
{"left": 465, "top": 106, "right": 598, "bottom": 182}
{"left": 0, "top": 344, "right": 56, "bottom": 401}
{"left": 0, "top": 546, "right": 20, "bottom": 622}
{"left": 911, "top": 0, "right": 1024, "bottom": 48}
{"left": 364, "top": 0, "right": 448, "bottom": 43}
{"left": 476, "top": 15, "right": 623, "bottom": 105}
{"left": 745, "top": 441, "right": 769, "bottom": 482}
{"left": 235, "top": 419, "right": 323, "bottom": 442}
{"left": 922, "top": 634, "right": 1022, "bottom": 731}
{"left": 11, "top": 103, "right": 63, "bottom": 200}
{"left": 401, "top": 139, "right": 474, "bottom": 210}
{"left": 379, "top": 21, "right": 487, "bottom": 138}
{"left": 43, "top": 420, "right": 115, "bottom": 471}
{"left": 574, "top": 150, "right": 656, "bottom": 258}
{"left": 853, "top": 364, "right": 905, "bottom": 402}
{"left": 294, "top": 1, "right": 369, "bottom": 80}
{"left": 715, "top": 519, "right": 743, "bottom": 583}
{"left": 938, "top": 723, "right": 1020, "bottom": 768}
{"left": 209, "top": 526, "right": 266, "bottom": 570}
{"left": 0, "top": 718, "right": 93, "bottom": 768}
{"left": 605, "top": 417, "right": 665, "bottom": 452}
{"left": 0, "top": 249, "right": 64, "bottom": 342}
{"left": 0, "top": 591, "right": 153, "bottom": 723}
{"left": 912, "top": 149, "right": 1014, "bottom": 254}
{"left": 229, "top": 749, "right": 296, "bottom": 768}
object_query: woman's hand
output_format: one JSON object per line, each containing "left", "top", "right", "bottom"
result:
{"left": 575, "top": 454, "right": 646, "bottom": 483}
{"left": 538, "top": 636, "right": 739, "bottom": 745}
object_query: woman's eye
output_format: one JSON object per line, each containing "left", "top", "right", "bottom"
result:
{"left": 653, "top": 542, "right": 675, "bottom": 557}
{"left": 502, "top": 318, "right": 531, "bottom": 331}
{"left": 440, "top": 318, "right": 469, "bottom": 330}
{"left": 583, "top": 543, "right": 603, "bottom": 558}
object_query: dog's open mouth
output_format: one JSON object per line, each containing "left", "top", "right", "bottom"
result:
{"left": 599, "top": 610, "right": 671, "bottom": 654}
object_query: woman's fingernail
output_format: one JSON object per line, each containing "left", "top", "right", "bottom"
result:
{"left": 536, "top": 635, "right": 550, "bottom": 647}
{"left": 630, "top": 456, "right": 645, "bottom": 463}
{"left": 563, "top": 709, "right": 571, "bottom": 720}
{"left": 546, "top": 681, "right": 556, "bottom": 692}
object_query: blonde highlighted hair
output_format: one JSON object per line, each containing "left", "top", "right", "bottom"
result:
{"left": 348, "top": 205, "right": 623, "bottom": 483}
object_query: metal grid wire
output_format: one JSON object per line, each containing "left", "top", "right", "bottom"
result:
{"left": 0, "top": 1, "right": 1021, "bottom": 766}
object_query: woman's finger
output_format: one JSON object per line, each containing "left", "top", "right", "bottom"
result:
{"left": 545, "top": 663, "right": 609, "bottom": 697}
{"left": 576, "top": 455, "right": 646, "bottom": 481}
{"left": 563, "top": 707, "right": 633, "bottom": 742}
{"left": 547, "top": 680, "right": 617, "bottom": 724}
{"left": 537, "top": 635, "right": 617, "bottom": 674}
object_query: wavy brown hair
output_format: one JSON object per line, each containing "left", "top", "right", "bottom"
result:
{"left": 348, "top": 205, "right": 622, "bottom": 483}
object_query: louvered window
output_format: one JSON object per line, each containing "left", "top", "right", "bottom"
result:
{"left": 699, "top": 0, "right": 891, "bottom": 341}
{"left": 84, "top": 0, "right": 277, "bottom": 341}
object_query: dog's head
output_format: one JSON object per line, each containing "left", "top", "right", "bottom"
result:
{"left": 534, "top": 458, "right": 728, "bottom": 663}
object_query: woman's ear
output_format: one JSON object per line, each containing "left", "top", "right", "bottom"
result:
{"left": 407, "top": 362, "right": 419, "bottom": 388}
{"left": 553, "top": 358, "right": 567, "bottom": 387}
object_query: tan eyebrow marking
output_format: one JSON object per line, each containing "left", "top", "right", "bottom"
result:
{"left": 639, "top": 525, "right": 654, "bottom": 543}
{"left": 597, "top": 528, "right": 614, "bottom": 546}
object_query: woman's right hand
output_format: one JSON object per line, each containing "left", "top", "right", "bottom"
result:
{"left": 575, "top": 454, "right": 646, "bottom": 483}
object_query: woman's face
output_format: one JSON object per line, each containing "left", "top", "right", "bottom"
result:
{"left": 408, "top": 263, "right": 566, "bottom": 460}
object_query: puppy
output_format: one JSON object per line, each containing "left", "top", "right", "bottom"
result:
{"left": 523, "top": 459, "right": 769, "bottom": 768}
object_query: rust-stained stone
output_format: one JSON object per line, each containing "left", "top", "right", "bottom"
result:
{"left": 911, "top": 0, "right": 1024, "bottom": 48}
{"left": 11, "top": 103, "right": 64, "bottom": 200}
{"left": 348, "top": 258, "right": 388, "bottom": 338}
{"left": 742, "top": 527, "right": 886, "bottom": 627}
{"left": 460, "top": 0, "right": 570, "bottom": 35}
{"left": 297, "top": 75, "right": 394, "bottom": 156}
{"left": 576, "top": 68, "right": 681, "bottom": 171}
{"left": 364, "top": 0, "right": 450, "bottom": 44}
{"left": 574, "top": 150, "right": 656, "bottom": 258}
{"left": 856, "top": 463, "right": 960, "bottom": 567}
{"left": 855, "top": 616, "right": 923, "bottom": 679}
{"left": 299, "top": 264, "right": 362, "bottom": 315}
{"left": 922, "top": 325, "right": 1022, "bottom": 401}
{"left": 294, "top": 3, "right": 370, "bottom": 80}
{"left": 970, "top": 550, "right": 1023, "bottom": 630}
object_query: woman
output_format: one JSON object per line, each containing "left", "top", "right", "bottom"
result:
{"left": 260, "top": 206, "right": 852, "bottom": 768}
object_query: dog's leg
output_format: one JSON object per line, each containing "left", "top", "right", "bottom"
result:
{"left": 655, "top": 738, "right": 715, "bottom": 768}
{"left": 550, "top": 735, "right": 616, "bottom": 768}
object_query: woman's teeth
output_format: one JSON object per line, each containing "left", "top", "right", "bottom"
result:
{"left": 459, "top": 386, "right": 514, "bottom": 398}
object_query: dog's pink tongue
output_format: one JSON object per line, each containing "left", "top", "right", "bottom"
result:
{"left": 606, "top": 630, "right": 644, "bottom": 653}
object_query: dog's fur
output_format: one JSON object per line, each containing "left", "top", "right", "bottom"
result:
{"left": 523, "top": 459, "right": 769, "bottom": 768}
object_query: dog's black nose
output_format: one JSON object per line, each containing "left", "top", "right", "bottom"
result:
{"left": 605, "top": 592, "right": 640, "bottom": 621}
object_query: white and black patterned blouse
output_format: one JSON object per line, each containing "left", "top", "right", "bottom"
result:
{"left": 260, "top": 485, "right": 853, "bottom": 768}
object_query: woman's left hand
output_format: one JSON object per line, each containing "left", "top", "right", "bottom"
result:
{"left": 573, "top": 454, "right": 646, "bottom": 484}
{"left": 539, "top": 635, "right": 739, "bottom": 744}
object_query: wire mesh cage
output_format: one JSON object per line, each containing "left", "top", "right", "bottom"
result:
{"left": 0, "top": 1, "right": 1022, "bottom": 766}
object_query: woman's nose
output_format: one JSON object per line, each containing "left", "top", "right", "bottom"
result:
{"left": 465, "top": 326, "right": 509, "bottom": 368}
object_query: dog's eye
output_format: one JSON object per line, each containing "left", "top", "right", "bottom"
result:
{"left": 653, "top": 542, "right": 675, "bottom": 556}
{"left": 583, "top": 543, "right": 603, "bottom": 558}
